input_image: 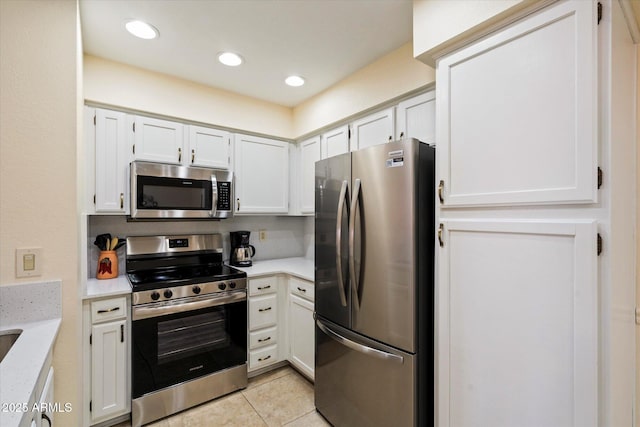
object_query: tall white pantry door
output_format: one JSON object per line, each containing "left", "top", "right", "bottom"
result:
{"left": 433, "top": 1, "right": 636, "bottom": 426}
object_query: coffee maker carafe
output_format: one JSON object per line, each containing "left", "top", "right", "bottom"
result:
{"left": 230, "top": 230, "right": 256, "bottom": 267}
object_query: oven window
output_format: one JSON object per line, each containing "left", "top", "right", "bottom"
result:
{"left": 157, "top": 310, "right": 229, "bottom": 363}
{"left": 132, "top": 299, "right": 247, "bottom": 398}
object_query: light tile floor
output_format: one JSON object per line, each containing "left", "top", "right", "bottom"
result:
{"left": 114, "top": 366, "right": 330, "bottom": 427}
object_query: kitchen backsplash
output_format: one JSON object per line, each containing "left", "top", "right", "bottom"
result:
{"left": 87, "top": 215, "right": 314, "bottom": 278}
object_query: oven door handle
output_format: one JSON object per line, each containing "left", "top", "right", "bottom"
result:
{"left": 133, "top": 290, "right": 246, "bottom": 321}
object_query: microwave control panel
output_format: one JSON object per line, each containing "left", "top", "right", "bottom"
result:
{"left": 217, "top": 182, "right": 231, "bottom": 211}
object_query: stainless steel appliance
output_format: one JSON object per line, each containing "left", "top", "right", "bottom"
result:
{"left": 130, "top": 161, "right": 233, "bottom": 220}
{"left": 127, "top": 234, "right": 248, "bottom": 427}
{"left": 229, "top": 230, "right": 255, "bottom": 267}
{"left": 314, "top": 138, "right": 435, "bottom": 426}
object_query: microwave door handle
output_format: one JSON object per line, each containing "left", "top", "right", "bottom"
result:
{"left": 210, "top": 174, "right": 218, "bottom": 217}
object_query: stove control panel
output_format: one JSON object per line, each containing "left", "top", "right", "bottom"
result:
{"left": 132, "top": 277, "right": 247, "bottom": 306}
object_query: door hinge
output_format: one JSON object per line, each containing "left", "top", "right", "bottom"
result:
{"left": 597, "top": 2, "right": 602, "bottom": 24}
{"left": 347, "top": 127, "right": 351, "bottom": 140}
{"left": 89, "top": 400, "right": 92, "bottom": 412}
{"left": 93, "top": 115, "right": 96, "bottom": 126}
{"left": 93, "top": 194, "right": 96, "bottom": 205}
{"left": 597, "top": 167, "right": 603, "bottom": 189}
{"left": 597, "top": 233, "right": 603, "bottom": 256}
{"left": 89, "top": 334, "right": 92, "bottom": 345}
{"left": 133, "top": 122, "right": 136, "bottom": 132}
{"left": 132, "top": 144, "right": 136, "bottom": 155}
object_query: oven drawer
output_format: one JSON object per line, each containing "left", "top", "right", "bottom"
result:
{"left": 289, "top": 278, "right": 314, "bottom": 302}
{"left": 91, "top": 296, "right": 127, "bottom": 323}
{"left": 249, "top": 294, "right": 277, "bottom": 331}
{"left": 249, "top": 326, "right": 278, "bottom": 350}
{"left": 249, "top": 344, "right": 278, "bottom": 370}
{"left": 249, "top": 276, "right": 277, "bottom": 297}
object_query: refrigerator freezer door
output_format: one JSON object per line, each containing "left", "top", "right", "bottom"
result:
{"left": 315, "top": 317, "right": 416, "bottom": 427}
{"left": 350, "top": 139, "right": 417, "bottom": 352}
{"left": 315, "top": 153, "right": 351, "bottom": 328}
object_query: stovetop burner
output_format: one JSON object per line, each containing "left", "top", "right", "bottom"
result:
{"left": 128, "top": 264, "right": 247, "bottom": 292}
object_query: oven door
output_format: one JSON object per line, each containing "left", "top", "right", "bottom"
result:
{"left": 131, "top": 290, "right": 247, "bottom": 399}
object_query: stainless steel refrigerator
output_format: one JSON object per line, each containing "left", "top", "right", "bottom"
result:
{"left": 314, "top": 138, "right": 435, "bottom": 427}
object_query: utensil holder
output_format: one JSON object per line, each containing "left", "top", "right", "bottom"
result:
{"left": 97, "top": 250, "right": 118, "bottom": 279}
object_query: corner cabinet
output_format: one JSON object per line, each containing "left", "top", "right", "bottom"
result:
{"left": 433, "top": 1, "right": 636, "bottom": 426}
{"left": 287, "top": 277, "right": 314, "bottom": 380}
{"left": 234, "top": 134, "right": 289, "bottom": 214}
{"left": 83, "top": 295, "right": 130, "bottom": 426}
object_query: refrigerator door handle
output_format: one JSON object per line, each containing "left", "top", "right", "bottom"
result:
{"left": 335, "top": 180, "right": 349, "bottom": 307}
{"left": 316, "top": 319, "right": 404, "bottom": 364}
{"left": 349, "top": 178, "right": 361, "bottom": 309}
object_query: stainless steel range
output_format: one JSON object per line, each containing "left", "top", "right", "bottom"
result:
{"left": 127, "top": 234, "right": 248, "bottom": 427}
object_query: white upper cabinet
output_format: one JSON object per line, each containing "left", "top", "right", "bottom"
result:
{"left": 133, "top": 116, "right": 184, "bottom": 165}
{"left": 299, "top": 136, "right": 321, "bottom": 214}
{"left": 94, "top": 108, "right": 130, "bottom": 213}
{"left": 396, "top": 91, "right": 435, "bottom": 144}
{"left": 187, "top": 125, "right": 231, "bottom": 169}
{"left": 321, "top": 125, "right": 350, "bottom": 159}
{"left": 351, "top": 107, "right": 395, "bottom": 151}
{"left": 436, "top": 0, "right": 597, "bottom": 207}
{"left": 234, "top": 134, "right": 289, "bottom": 214}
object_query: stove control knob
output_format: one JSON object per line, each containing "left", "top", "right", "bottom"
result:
{"left": 218, "top": 283, "right": 227, "bottom": 290}
{"left": 229, "top": 282, "right": 236, "bottom": 289}
{"left": 192, "top": 285, "right": 201, "bottom": 294}
{"left": 151, "top": 291, "right": 160, "bottom": 301}
{"left": 163, "top": 289, "right": 173, "bottom": 299}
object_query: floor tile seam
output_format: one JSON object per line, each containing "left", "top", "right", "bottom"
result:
{"left": 241, "top": 389, "right": 271, "bottom": 426}
{"left": 282, "top": 407, "right": 319, "bottom": 426}
{"left": 245, "top": 370, "right": 295, "bottom": 395}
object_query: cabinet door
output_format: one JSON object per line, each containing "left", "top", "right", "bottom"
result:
{"left": 187, "top": 125, "right": 231, "bottom": 169}
{"left": 437, "top": 219, "right": 597, "bottom": 427}
{"left": 234, "top": 134, "right": 289, "bottom": 214}
{"left": 321, "top": 125, "right": 349, "bottom": 159}
{"left": 351, "top": 107, "right": 395, "bottom": 151}
{"left": 396, "top": 91, "right": 435, "bottom": 144}
{"left": 91, "top": 320, "right": 127, "bottom": 422}
{"left": 436, "top": 0, "right": 597, "bottom": 206}
{"left": 289, "top": 293, "right": 315, "bottom": 380}
{"left": 133, "top": 116, "right": 184, "bottom": 164}
{"left": 299, "top": 136, "right": 321, "bottom": 214}
{"left": 95, "top": 109, "right": 129, "bottom": 213}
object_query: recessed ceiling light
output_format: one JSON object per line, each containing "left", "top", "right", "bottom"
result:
{"left": 218, "top": 52, "right": 243, "bottom": 67}
{"left": 285, "top": 75, "right": 305, "bottom": 87}
{"left": 125, "top": 20, "right": 158, "bottom": 40}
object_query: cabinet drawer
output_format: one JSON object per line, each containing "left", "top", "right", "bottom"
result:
{"left": 289, "top": 278, "right": 314, "bottom": 302}
{"left": 91, "top": 297, "right": 127, "bottom": 323}
{"left": 249, "top": 276, "right": 277, "bottom": 296}
{"left": 249, "top": 294, "right": 277, "bottom": 331}
{"left": 249, "top": 326, "right": 277, "bottom": 350}
{"left": 249, "top": 344, "right": 278, "bottom": 370}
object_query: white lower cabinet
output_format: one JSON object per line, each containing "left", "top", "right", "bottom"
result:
{"left": 288, "top": 277, "right": 314, "bottom": 380}
{"left": 84, "top": 295, "right": 130, "bottom": 425}
{"left": 248, "top": 276, "right": 282, "bottom": 372}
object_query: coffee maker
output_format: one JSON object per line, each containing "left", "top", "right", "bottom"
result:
{"left": 230, "top": 231, "right": 256, "bottom": 267}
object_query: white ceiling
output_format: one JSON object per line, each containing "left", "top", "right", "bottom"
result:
{"left": 80, "top": 0, "right": 413, "bottom": 108}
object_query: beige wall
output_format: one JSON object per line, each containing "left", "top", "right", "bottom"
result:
{"left": 84, "top": 55, "right": 294, "bottom": 139}
{"left": 292, "top": 42, "right": 434, "bottom": 137}
{"left": 412, "top": 0, "right": 535, "bottom": 66}
{"left": 0, "top": 0, "right": 81, "bottom": 425}
{"left": 636, "top": 43, "right": 640, "bottom": 427}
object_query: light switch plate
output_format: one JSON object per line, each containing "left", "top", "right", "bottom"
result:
{"left": 16, "top": 248, "right": 42, "bottom": 278}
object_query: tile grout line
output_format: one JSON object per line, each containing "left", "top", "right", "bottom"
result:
{"left": 240, "top": 391, "right": 271, "bottom": 426}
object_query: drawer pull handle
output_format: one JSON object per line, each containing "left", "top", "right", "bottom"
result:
{"left": 257, "top": 285, "right": 271, "bottom": 290}
{"left": 258, "top": 355, "right": 272, "bottom": 362}
{"left": 258, "top": 336, "right": 271, "bottom": 342}
{"left": 259, "top": 307, "right": 272, "bottom": 312}
{"left": 297, "top": 287, "right": 307, "bottom": 293}
{"left": 97, "top": 307, "right": 120, "bottom": 314}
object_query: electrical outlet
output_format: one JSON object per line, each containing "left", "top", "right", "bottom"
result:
{"left": 16, "top": 248, "right": 43, "bottom": 278}
{"left": 259, "top": 230, "right": 267, "bottom": 241}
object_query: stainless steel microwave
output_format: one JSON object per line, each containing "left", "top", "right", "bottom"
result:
{"left": 130, "top": 161, "right": 233, "bottom": 220}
